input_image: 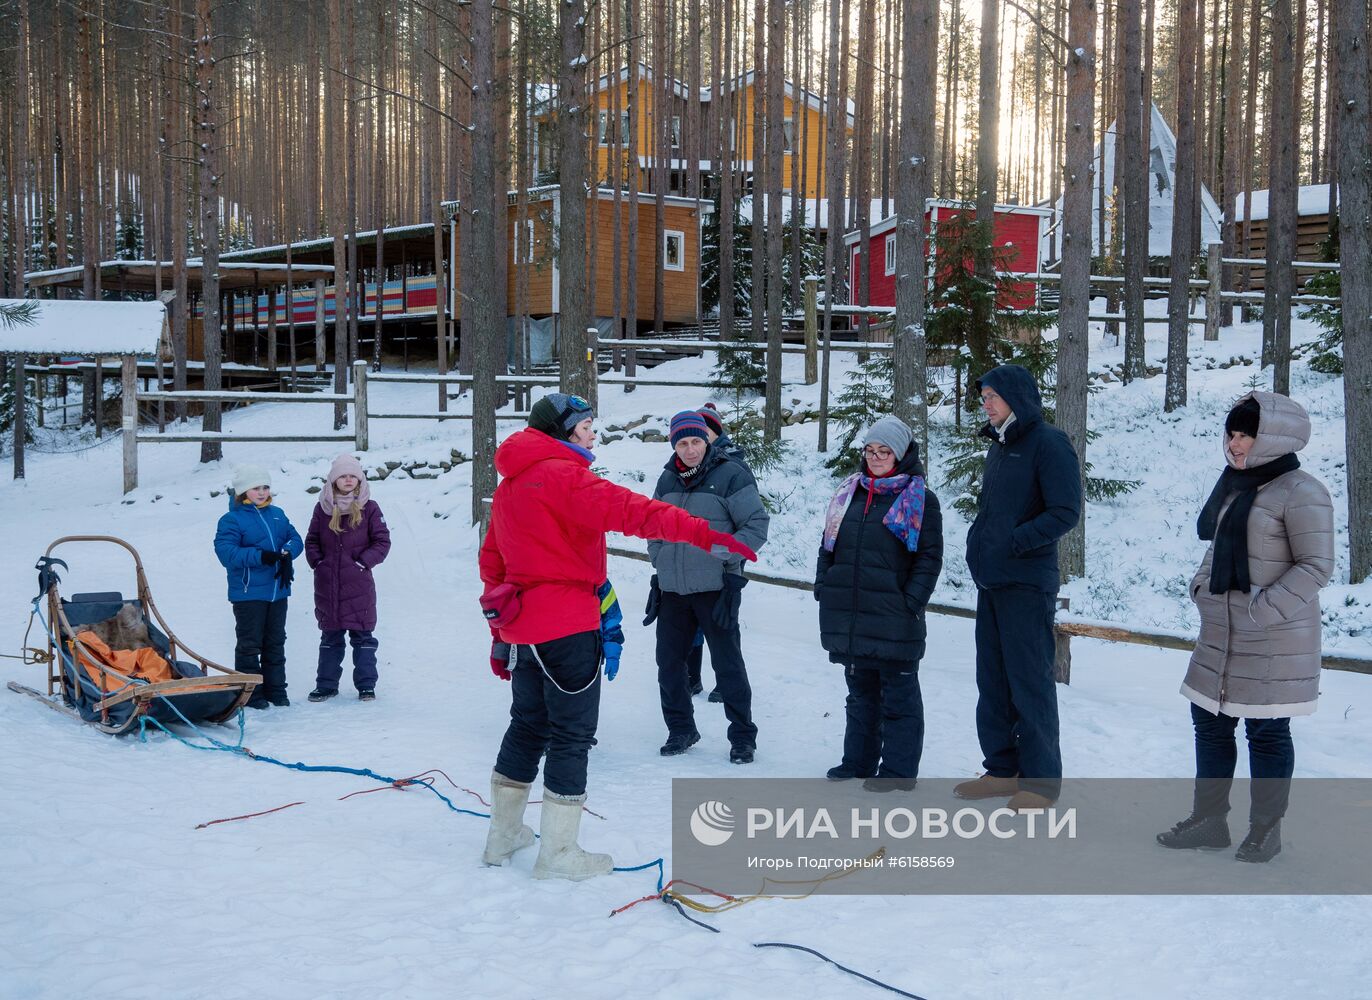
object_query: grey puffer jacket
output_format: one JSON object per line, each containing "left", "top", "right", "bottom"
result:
{"left": 1181, "top": 391, "right": 1335, "bottom": 719}
{"left": 647, "top": 444, "right": 770, "bottom": 594}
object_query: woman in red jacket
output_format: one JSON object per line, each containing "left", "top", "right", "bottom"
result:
{"left": 479, "top": 393, "right": 756, "bottom": 881}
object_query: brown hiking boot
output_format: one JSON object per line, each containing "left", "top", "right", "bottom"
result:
{"left": 1007, "top": 790, "right": 1055, "bottom": 812}
{"left": 953, "top": 774, "right": 1019, "bottom": 799}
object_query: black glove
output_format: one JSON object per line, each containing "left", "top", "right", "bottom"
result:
{"left": 275, "top": 553, "right": 295, "bottom": 585}
{"left": 642, "top": 575, "right": 662, "bottom": 626}
{"left": 259, "top": 550, "right": 282, "bottom": 565}
{"left": 712, "top": 574, "right": 747, "bottom": 630}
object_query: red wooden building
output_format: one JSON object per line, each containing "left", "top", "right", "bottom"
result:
{"left": 844, "top": 201, "right": 1052, "bottom": 311}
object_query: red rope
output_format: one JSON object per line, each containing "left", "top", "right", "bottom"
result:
{"left": 194, "top": 801, "right": 305, "bottom": 829}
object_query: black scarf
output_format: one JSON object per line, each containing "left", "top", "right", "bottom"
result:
{"left": 1197, "top": 453, "right": 1300, "bottom": 594}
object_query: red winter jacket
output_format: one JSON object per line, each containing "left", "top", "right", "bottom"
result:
{"left": 479, "top": 428, "right": 716, "bottom": 644}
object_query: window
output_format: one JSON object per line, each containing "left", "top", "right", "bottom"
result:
{"left": 782, "top": 118, "right": 795, "bottom": 153}
{"left": 671, "top": 115, "right": 683, "bottom": 149}
{"left": 598, "top": 110, "right": 632, "bottom": 146}
{"left": 663, "top": 230, "right": 685, "bottom": 271}
{"left": 884, "top": 233, "right": 896, "bottom": 276}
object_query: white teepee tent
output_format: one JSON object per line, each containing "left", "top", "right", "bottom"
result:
{"left": 1045, "top": 103, "right": 1223, "bottom": 262}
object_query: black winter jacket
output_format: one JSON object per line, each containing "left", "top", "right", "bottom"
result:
{"left": 814, "top": 446, "right": 944, "bottom": 666}
{"left": 964, "top": 364, "right": 1082, "bottom": 593}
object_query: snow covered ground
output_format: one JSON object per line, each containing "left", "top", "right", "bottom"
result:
{"left": 2, "top": 310, "right": 1370, "bottom": 999}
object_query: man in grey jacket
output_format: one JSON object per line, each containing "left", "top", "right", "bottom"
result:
{"left": 644, "top": 411, "right": 770, "bottom": 763}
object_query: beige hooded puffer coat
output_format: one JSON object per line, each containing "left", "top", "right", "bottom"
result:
{"left": 1181, "top": 391, "right": 1335, "bottom": 718}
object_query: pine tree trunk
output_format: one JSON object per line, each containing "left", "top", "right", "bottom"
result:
{"left": 853, "top": 0, "right": 876, "bottom": 344}
{"left": 78, "top": 1, "right": 98, "bottom": 300}
{"left": 972, "top": 0, "right": 1000, "bottom": 373}
{"left": 1059, "top": 0, "right": 1096, "bottom": 580}
{"left": 817, "top": 0, "right": 849, "bottom": 452}
{"left": 893, "top": 0, "right": 935, "bottom": 451}
{"left": 372, "top": 0, "right": 387, "bottom": 372}
{"left": 718, "top": 0, "right": 735, "bottom": 342}
{"left": 328, "top": 0, "right": 348, "bottom": 427}
{"left": 1164, "top": 0, "right": 1197, "bottom": 413}
{"left": 763, "top": 0, "right": 785, "bottom": 443}
{"left": 1334, "top": 0, "right": 1372, "bottom": 581}
{"left": 1219, "top": 0, "right": 1244, "bottom": 327}
{"left": 750, "top": 0, "right": 766, "bottom": 347}
{"left": 1121, "top": 0, "right": 1147, "bottom": 381}
{"left": 196, "top": 0, "right": 222, "bottom": 463}
{"left": 557, "top": 0, "right": 592, "bottom": 401}
{"left": 1264, "top": 0, "right": 1297, "bottom": 394}
{"left": 470, "top": 0, "right": 501, "bottom": 524}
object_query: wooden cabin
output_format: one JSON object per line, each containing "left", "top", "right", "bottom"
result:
{"left": 845, "top": 201, "right": 1051, "bottom": 311}
{"left": 1232, "top": 184, "right": 1338, "bottom": 290}
{"left": 496, "top": 186, "right": 707, "bottom": 330}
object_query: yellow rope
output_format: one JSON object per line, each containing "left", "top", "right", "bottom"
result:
{"left": 663, "top": 847, "right": 888, "bottom": 913}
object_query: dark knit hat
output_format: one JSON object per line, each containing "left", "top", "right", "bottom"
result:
{"left": 669, "top": 410, "right": 710, "bottom": 446}
{"left": 697, "top": 403, "right": 725, "bottom": 436}
{"left": 1225, "top": 397, "right": 1261, "bottom": 438}
{"left": 529, "top": 392, "right": 594, "bottom": 438}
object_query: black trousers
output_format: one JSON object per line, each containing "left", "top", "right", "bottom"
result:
{"left": 840, "top": 659, "right": 924, "bottom": 780}
{"left": 233, "top": 599, "right": 289, "bottom": 703}
{"left": 974, "top": 586, "right": 1061, "bottom": 799}
{"left": 656, "top": 590, "right": 757, "bottom": 748}
{"left": 1191, "top": 703, "right": 1294, "bottom": 822}
{"left": 494, "top": 630, "right": 602, "bottom": 797}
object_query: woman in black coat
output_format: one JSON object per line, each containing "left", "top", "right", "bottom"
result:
{"left": 815, "top": 416, "right": 943, "bottom": 791}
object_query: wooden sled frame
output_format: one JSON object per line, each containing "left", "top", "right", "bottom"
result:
{"left": 40, "top": 535, "right": 260, "bottom": 735}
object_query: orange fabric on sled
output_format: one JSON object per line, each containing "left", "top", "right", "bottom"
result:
{"left": 72, "top": 631, "right": 177, "bottom": 688}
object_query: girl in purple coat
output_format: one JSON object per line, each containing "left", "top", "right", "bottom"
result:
{"left": 305, "top": 454, "right": 392, "bottom": 702}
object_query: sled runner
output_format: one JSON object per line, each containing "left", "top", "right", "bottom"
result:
{"left": 26, "top": 535, "right": 259, "bottom": 735}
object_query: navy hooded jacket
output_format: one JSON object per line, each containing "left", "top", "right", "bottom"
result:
{"left": 964, "top": 364, "right": 1082, "bottom": 593}
{"left": 214, "top": 496, "right": 305, "bottom": 603}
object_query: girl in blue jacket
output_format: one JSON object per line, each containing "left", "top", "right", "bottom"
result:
{"left": 213, "top": 464, "right": 305, "bottom": 708}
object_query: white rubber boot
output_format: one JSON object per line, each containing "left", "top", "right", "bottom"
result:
{"left": 481, "top": 771, "right": 535, "bottom": 866}
{"left": 532, "top": 789, "right": 615, "bottom": 881}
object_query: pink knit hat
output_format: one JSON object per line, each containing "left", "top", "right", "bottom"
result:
{"left": 319, "top": 453, "right": 370, "bottom": 514}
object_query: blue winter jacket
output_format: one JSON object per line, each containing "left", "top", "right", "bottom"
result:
{"left": 964, "top": 364, "right": 1082, "bottom": 593}
{"left": 214, "top": 496, "right": 306, "bottom": 603}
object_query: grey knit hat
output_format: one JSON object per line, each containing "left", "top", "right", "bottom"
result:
{"left": 862, "top": 415, "right": 913, "bottom": 459}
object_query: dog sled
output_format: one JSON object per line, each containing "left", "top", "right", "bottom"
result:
{"left": 10, "top": 535, "right": 259, "bottom": 735}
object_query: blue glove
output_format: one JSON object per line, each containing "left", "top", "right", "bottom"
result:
{"left": 603, "top": 640, "right": 623, "bottom": 681}
{"left": 598, "top": 579, "right": 625, "bottom": 681}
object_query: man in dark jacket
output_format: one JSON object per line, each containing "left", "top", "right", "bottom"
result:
{"left": 646, "top": 411, "right": 770, "bottom": 763}
{"left": 958, "top": 364, "right": 1081, "bottom": 809}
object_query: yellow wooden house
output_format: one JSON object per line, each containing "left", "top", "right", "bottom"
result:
{"left": 534, "top": 63, "right": 853, "bottom": 202}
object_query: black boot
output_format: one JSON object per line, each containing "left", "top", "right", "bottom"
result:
{"left": 1156, "top": 813, "right": 1231, "bottom": 850}
{"left": 826, "top": 763, "right": 876, "bottom": 781}
{"left": 1235, "top": 819, "right": 1282, "bottom": 863}
{"left": 660, "top": 731, "right": 701, "bottom": 756}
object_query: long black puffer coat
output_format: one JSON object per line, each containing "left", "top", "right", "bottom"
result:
{"left": 814, "top": 444, "right": 944, "bottom": 666}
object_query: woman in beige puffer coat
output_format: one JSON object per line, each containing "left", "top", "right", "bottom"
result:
{"left": 1158, "top": 391, "right": 1334, "bottom": 864}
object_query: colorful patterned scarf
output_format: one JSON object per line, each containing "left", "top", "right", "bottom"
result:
{"left": 822, "top": 472, "right": 927, "bottom": 552}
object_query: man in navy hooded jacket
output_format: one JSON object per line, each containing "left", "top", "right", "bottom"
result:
{"left": 957, "top": 364, "right": 1081, "bottom": 808}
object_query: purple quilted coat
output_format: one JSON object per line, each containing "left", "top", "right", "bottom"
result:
{"left": 305, "top": 500, "right": 392, "bottom": 631}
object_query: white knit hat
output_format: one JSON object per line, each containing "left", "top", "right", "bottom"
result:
{"left": 231, "top": 464, "right": 272, "bottom": 495}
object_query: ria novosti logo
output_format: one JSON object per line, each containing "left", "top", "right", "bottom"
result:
{"left": 690, "top": 800, "right": 736, "bottom": 846}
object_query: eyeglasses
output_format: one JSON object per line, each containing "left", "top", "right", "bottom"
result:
{"left": 862, "top": 446, "right": 895, "bottom": 459}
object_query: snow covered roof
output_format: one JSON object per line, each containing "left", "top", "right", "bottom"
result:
{"left": 221, "top": 224, "right": 434, "bottom": 261}
{"left": 0, "top": 298, "right": 166, "bottom": 356}
{"left": 1049, "top": 103, "right": 1223, "bottom": 259}
{"left": 736, "top": 195, "right": 887, "bottom": 232}
{"left": 1233, "top": 184, "right": 1337, "bottom": 222}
